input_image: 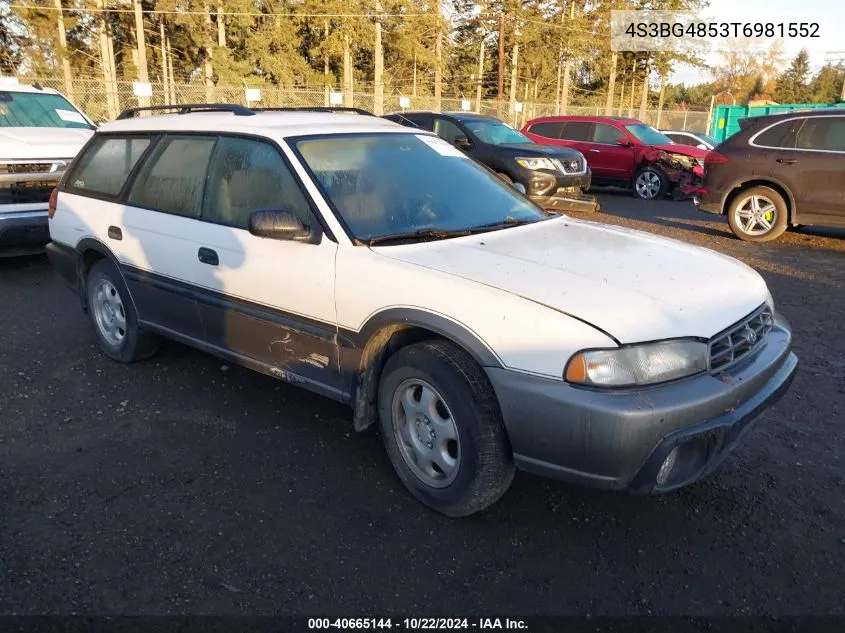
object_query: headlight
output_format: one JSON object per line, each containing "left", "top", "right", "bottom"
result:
{"left": 515, "top": 157, "right": 556, "bottom": 170}
{"left": 565, "top": 340, "right": 708, "bottom": 387}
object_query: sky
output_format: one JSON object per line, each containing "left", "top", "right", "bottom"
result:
{"left": 669, "top": 0, "right": 845, "bottom": 86}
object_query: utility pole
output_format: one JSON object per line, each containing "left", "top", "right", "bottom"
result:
{"left": 476, "top": 31, "right": 485, "bottom": 113}
{"left": 554, "top": 6, "right": 564, "bottom": 115}
{"left": 133, "top": 0, "right": 150, "bottom": 107}
{"left": 497, "top": 13, "right": 505, "bottom": 116}
{"left": 217, "top": 5, "right": 225, "bottom": 46}
{"left": 559, "top": 2, "right": 575, "bottom": 116}
{"left": 203, "top": 3, "right": 214, "bottom": 102}
{"left": 628, "top": 60, "right": 636, "bottom": 118}
{"left": 343, "top": 34, "right": 353, "bottom": 107}
{"left": 605, "top": 52, "right": 618, "bottom": 115}
{"left": 95, "top": 0, "right": 119, "bottom": 120}
{"left": 374, "top": 0, "right": 384, "bottom": 115}
{"left": 323, "top": 20, "right": 330, "bottom": 107}
{"left": 54, "top": 0, "right": 74, "bottom": 102}
{"left": 508, "top": 24, "right": 519, "bottom": 125}
{"left": 167, "top": 36, "right": 176, "bottom": 105}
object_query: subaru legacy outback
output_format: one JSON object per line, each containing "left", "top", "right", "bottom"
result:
{"left": 47, "top": 105, "right": 798, "bottom": 517}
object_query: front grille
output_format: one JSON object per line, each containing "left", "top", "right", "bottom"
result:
{"left": 0, "top": 181, "right": 54, "bottom": 205}
{"left": 708, "top": 304, "right": 773, "bottom": 372}
{"left": 554, "top": 158, "right": 584, "bottom": 174}
{"left": 0, "top": 161, "right": 67, "bottom": 175}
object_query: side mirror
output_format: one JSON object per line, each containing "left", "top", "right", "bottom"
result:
{"left": 512, "top": 182, "right": 526, "bottom": 194}
{"left": 248, "top": 209, "right": 317, "bottom": 243}
{"left": 454, "top": 136, "right": 471, "bottom": 150}
{"left": 616, "top": 137, "right": 632, "bottom": 147}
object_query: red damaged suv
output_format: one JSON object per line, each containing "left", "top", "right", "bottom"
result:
{"left": 522, "top": 116, "right": 708, "bottom": 200}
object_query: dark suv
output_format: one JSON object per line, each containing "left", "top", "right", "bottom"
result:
{"left": 384, "top": 111, "right": 598, "bottom": 213}
{"left": 696, "top": 109, "right": 845, "bottom": 242}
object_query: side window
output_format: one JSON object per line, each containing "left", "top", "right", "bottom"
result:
{"left": 668, "top": 134, "right": 693, "bottom": 146}
{"left": 203, "top": 136, "right": 313, "bottom": 229}
{"left": 127, "top": 136, "right": 215, "bottom": 217}
{"left": 794, "top": 117, "right": 845, "bottom": 152}
{"left": 527, "top": 121, "right": 563, "bottom": 139}
{"left": 67, "top": 136, "right": 150, "bottom": 196}
{"left": 591, "top": 123, "right": 625, "bottom": 144}
{"left": 753, "top": 120, "right": 797, "bottom": 148}
{"left": 559, "top": 121, "right": 594, "bottom": 141}
{"left": 433, "top": 118, "right": 466, "bottom": 144}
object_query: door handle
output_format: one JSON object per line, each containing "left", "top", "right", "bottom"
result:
{"left": 197, "top": 247, "right": 219, "bottom": 266}
{"left": 776, "top": 158, "right": 797, "bottom": 164}
{"left": 107, "top": 226, "right": 122, "bottom": 240}
{"left": 589, "top": 149, "right": 601, "bottom": 153}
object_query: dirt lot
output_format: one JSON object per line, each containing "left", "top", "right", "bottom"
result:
{"left": 1, "top": 195, "right": 843, "bottom": 616}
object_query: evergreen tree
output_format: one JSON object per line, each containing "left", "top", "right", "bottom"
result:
{"left": 773, "top": 49, "right": 812, "bottom": 104}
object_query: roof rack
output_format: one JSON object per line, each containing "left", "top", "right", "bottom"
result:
{"left": 116, "top": 103, "right": 256, "bottom": 120}
{"left": 250, "top": 107, "right": 375, "bottom": 116}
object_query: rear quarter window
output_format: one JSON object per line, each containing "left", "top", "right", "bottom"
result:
{"left": 67, "top": 136, "right": 151, "bottom": 196}
{"left": 751, "top": 120, "right": 798, "bottom": 148}
{"left": 527, "top": 121, "right": 562, "bottom": 139}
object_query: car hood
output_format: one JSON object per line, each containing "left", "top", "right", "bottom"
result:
{"left": 496, "top": 142, "right": 583, "bottom": 159}
{"left": 0, "top": 127, "right": 94, "bottom": 160}
{"left": 372, "top": 217, "right": 769, "bottom": 344}
{"left": 651, "top": 143, "right": 709, "bottom": 159}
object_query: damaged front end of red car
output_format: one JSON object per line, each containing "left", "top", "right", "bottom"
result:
{"left": 641, "top": 148, "right": 705, "bottom": 200}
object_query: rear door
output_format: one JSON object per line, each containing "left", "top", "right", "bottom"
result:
{"left": 557, "top": 120, "right": 594, "bottom": 155}
{"left": 121, "top": 134, "right": 214, "bottom": 340}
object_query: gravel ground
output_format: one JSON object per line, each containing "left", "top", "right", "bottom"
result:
{"left": 0, "top": 194, "right": 843, "bottom": 616}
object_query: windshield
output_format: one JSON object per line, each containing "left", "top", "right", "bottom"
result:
{"left": 462, "top": 119, "right": 531, "bottom": 145}
{"left": 624, "top": 124, "right": 672, "bottom": 146}
{"left": 295, "top": 133, "right": 547, "bottom": 243}
{"left": 0, "top": 91, "right": 91, "bottom": 129}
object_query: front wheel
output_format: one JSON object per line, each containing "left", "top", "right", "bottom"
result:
{"left": 632, "top": 167, "right": 668, "bottom": 200}
{"left": 377, "top": 340, "right": 515, "bottom": 517}
{"left": 727, "top": 186, "right": 788, "bottom": 242}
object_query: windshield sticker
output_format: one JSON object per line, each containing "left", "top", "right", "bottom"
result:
{"left": 415, "top": 134, "right": 469, "bottom": 158}
{"left": 55, "top": 109, "right": 87, "bottom": 124}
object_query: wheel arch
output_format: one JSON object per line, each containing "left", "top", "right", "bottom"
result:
{"left": 724, "top": 179, "right": 796, "bottom": 224}
{"left": 349, "top": 309, "right": 502, "bottom": 432}
{"left": 75, "top": 238, "right": 135, "bottom": 314}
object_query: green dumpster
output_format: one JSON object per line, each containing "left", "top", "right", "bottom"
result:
{"left": 709, "top": 102, "right": 845, "bottom": 143}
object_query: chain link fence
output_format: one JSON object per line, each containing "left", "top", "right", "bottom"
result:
{"left": 20, "top": 76, "right": 711, "bottom": 133}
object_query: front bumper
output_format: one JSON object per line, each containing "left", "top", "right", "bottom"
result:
{"left": 522, "top": 167, "right": 597, "bottom": 213}
{"left": 486, "top": 315, "right": 797, "bottom": 492}
{"left": 0, "top": 209, "right": 50, "bottom": 256}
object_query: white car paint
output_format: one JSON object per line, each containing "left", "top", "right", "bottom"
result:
{"left": 51, "top": 110, "right": 774, "bottom": 381}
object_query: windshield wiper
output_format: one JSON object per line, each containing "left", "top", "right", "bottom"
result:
{"left": 471, "top": 217, "right": 543, "bottom": 230}
{"left": 366, "top": 228, "right": 478, "bottom": 246}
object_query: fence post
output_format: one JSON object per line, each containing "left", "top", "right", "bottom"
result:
{"left": 682, "top": 109, "right": 688, "bottom": 131}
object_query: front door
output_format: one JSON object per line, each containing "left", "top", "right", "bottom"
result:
{"left": 191, "top": 135, "right": 342, "bottom": 395}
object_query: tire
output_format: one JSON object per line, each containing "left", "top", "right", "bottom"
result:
{"left": 727, "top": 186, "right": 788, "bottom": 243}
{"left": 86, "top": 259, "right": 158, "bottom": 363}
{"left": 377, "top": 340, "right": 515, "bottom": 517}
{"left": 632, "top": 167, "right": 668, "bottom": 200}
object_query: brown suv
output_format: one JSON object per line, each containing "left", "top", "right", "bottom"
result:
{"left": 696, "top": 108, "right": 845, "bottom": 242}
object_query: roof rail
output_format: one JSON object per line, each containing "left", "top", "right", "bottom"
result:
{"left": 116, "top": 103, "right": 257, "bottom": 120}
{"left": 250, "top": 107, "right": 375, "bottom": 116}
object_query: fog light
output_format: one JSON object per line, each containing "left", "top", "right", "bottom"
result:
{"left": 656, "top": 446, "right": 679, "bottom": 486}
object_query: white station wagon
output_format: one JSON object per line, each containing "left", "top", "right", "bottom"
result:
{"left": 47, "top": 104, "right": 798, "bottom": 516}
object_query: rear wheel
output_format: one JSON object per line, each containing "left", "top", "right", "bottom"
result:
{"left": 377, "top": 340, "right": 515, "bottom": 517}
{"left": 86, "top": 259, "right": 158, "bottom": 362}
{"left": 727, "top": 186, "right": 788, "bottom": 242}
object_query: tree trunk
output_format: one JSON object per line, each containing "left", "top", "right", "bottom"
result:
{"left": 655, "top": 72, "right": 667, "bottom": 128}
{"left": 54, "top": 0, "right": 74, "bottom": 102}
{"left": 343, "top": 33, "right": 352, "bottom": 107}
{"left": 323, "top": 20, "right": 330, "bottom": 107}
{"left": 95, "top": 0, "right": 119, "bottom": 120}
{"left": 374, "top": 0, "right": 384, "bottom": 115}
{"left": 167, "top": 36, "right": 176, "bottom": 105}
{"left": 560, "top": 57, "right": 571, "bottom": 115}
{"left": 628, "top": 62, "right": 636, "bottom": 118}
{"left": 554, "top": 47, "right": 562, "bottom": 115}
{"left": 618, "top": 80, "right": 624, "bottom": 116}
{"left": 217, "top": 5, "right": 225, "bottom": 47}
{"left": 204, "top": 4, "right": 214, "bottom": 102}
{"left": 133, "top": 0, "right": 150, "bottom": 107}
{"left": 434, "top": 23, "right": 442, "bottom": 111}
{"left": 160, "top": 21, "right": 168, "bottom": 104}
{"left": 508, "top": 41, "right": 519, "bottom": 124}
{"left": 638, "top": 59, "right": 650, "bottom": 121}
{"left": 605, "top": 52, "right": 617, "bottom": 115}
{"left": 475, "top": 35, "right": 485, "bottom": 112}
{"left": 412, "top": 50, "right": 417, "bottom": 98}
